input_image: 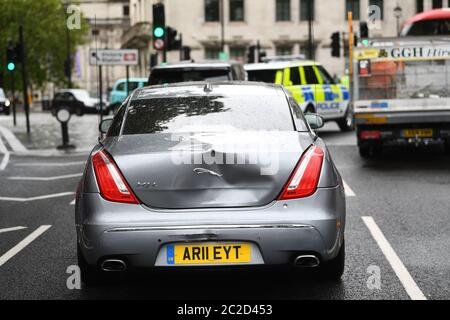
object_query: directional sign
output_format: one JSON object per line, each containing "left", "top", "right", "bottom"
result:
{"left": 89, "top": 49, "right": 139, "bottom": 66}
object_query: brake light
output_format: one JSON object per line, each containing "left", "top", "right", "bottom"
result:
{"left": 279, "top": 146, "right": 324, "bottom": 200}
{"left": 360, "top": 130, "right": 381, "bottom": 140}
{"left": 92, "top": 150, "right": 139, "bottom": 204}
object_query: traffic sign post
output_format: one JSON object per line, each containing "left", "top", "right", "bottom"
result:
{"left": 89, "top": 49, "right": 139, "bottom": 127}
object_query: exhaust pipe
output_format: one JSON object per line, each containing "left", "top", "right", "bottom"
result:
{"left": 294, "top": 255, "right": 320, "bottom": 268}
{"left": 101, "top": 259, "right": 127, "bottom": 272}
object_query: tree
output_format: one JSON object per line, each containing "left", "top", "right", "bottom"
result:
{"left": 0, "top": 0, "right": 88, "bottom": 91}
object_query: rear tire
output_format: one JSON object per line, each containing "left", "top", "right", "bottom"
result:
{"left": 76, "top": 107, "right": 83, "bottom": 117}
{"left": 77, "top": 244, "right": 112, "bottom": 286}
{"left": 337, "top": 105, "right": 354, "bottom": 132}
{"left": 305, "top": 104, "right": 315, "bottom": 114}
{"left": 316, "top": 240, "right": 345, "bottom": 281}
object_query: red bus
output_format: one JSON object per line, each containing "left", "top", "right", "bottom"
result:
{"left": 401, "top": 9, "right": 450, "bottom": 36}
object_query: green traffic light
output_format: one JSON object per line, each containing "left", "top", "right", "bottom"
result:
{"left": 361, "top": 39, "right": 370, "bottom": 46}
{"left": 153, "top": 27, "right": 165, "bottom": 38}
{"left": 7, "top": 62, "right": 15, "bottom": 71}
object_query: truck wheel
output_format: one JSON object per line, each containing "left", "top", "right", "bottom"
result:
{"left": 445, "top": 140, "right": 450, "bottom": 155}
{"left": 316, "top": 240, "right": 345, "bottom": 281}
{"left": 337, "top": 105, "right": 354, "bottom": 132}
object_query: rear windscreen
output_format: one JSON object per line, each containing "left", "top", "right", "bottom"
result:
{"left": 247, "top": 69, "right": 279, "bottom": 83}
{"left": 149, "top": 68, "right": 230, "bottom": 85}
{"left": 123, "top": 94, "right": 302, "bottom": 134}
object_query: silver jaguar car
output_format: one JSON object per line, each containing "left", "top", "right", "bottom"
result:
{"left": 75, "top": 82, "right": 346, "bottom": 285}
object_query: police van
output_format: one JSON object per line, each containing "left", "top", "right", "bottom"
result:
{"left": 245, "top": 59, "right": 353, "bottom": 131}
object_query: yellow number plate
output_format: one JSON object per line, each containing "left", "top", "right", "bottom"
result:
{"left": 403, "top": 129, "right": 433, "bottom": 138}
{"left": 167, "top": 243, "right": 251, "bottom": 265}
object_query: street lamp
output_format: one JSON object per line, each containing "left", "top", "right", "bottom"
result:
{"left": 394, "top": 4, "right": 403, "bottom": 36}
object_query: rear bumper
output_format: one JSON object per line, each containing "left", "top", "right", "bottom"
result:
{"left": 355, "top": 111, "right": 450, "bottom": 147}
{"left": 76, "top": 187, "right": 346, "bottom": 268}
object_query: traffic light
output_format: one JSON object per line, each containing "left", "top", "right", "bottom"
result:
{"left": 258, "top": 50, "right": 267, "bottom": 63}
{"left": 247, "top": 45, "right": 256, "bottom": 63}
{"left": 360, "top": 21, "right": 369, "bottom": 39}
{"left": 331, "top": 32, "right": 341, "bottom": 58}
{"left": 152, "top": 3, "right": 166, "bottom": 51}
{"left": 166, "top": 27, "right": 181, "bottom": 51}
{"left": 181, "top": 46, "right": 191, "bottom": 61}
{"left": 6, "top": 41, "right": 16, "bottom": 72}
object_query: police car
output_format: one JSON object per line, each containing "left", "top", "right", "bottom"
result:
{"left": 245, "top": 59, "right": 353, "bottom": 131}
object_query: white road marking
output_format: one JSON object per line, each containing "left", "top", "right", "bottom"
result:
{"left": 0, "top": 192, "right": 75, "bottom": 202}
{"left": 0, "top": 225, "right": 51, "bottom": 268}
{"left": 362, "top": 216, "right": 427, "bottom": 300}
{"left": 0, "top": 126, "right": 27, "bottom": 153}
{"left": 0, "top": 133, "right": 10, "bottom": 171}
{"left": 14, "top": 161, "right": 85, "bottom": 167}
{"left": 70, "top": 199, "right": 76, "bottom": 205}
{"left": 8, "top": 173, "right": 83, "bottom": 181}
{"left": 0, "top": 226, "right": 27, "bottom": 234}
{"left": 343, "top": 179, "right": 356, "bottom": 197}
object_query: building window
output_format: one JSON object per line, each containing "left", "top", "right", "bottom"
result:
{"left": 276, "top": 46, "right": 293, "bottom": 56}
{"left": 205, "top": 47, "right": 221, "bottom": 60}
{"left": 276, "top": 0, "right": 291, "bottom": 21}
{"left": 230, "top": 0, "right": 244, "bottom": 21}
{"left": 369, "top": 0, "right": 383, "bottom": 20}
{"left": 432, "top": 0, "right": 443, "bottom": 8}
{"left": 230, "top": 46, "right": 245, "bottom": 62}
{"left": 345, "top": 0, "right": 360, "bottom": 20}
{"left": 300, "top": 0, "right": 314, "bottom": 21}
{"left": 205, "top": 0, "right": 220, "bottom": 22}
{"left": 416, "top": 0, "right": 424, "bottom": 12}
{"left": 123, "top": 5, "right": 130, "bottom": 17}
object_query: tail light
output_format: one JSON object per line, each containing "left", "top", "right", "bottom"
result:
{"left": 360, "top": 130, "right": 381, "bottom": 140}
{"left": 279, "top": 145, "right": 324, "bottom": 200}
{"left": 92, "top": 150, "right": 139, "bottom": 204}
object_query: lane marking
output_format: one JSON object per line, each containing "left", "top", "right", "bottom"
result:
{"left": 0, "top": 226, "right": 27, "bottom": 234}
{"left": 362, "top": 216, "right": 427, "bottom": 300}
{"left": 0, "top": 225, "right": 51, "bottom": 268}
{"left": 0, "top": 133, "right": 10, "bottom": 171}
{"left": 8, "top": 173, "right": 83, "bottom": 181}
{"left": 70, "top": 199, "right": 76, "bottom": 205}
{"left": 14, "top": 161, "right": 85, "bottom": 167}
{"left": 343, "top": 179, "right": 356, "bottom": 197}
{"left": 0, "top": 126, "right": 27, "bottom": 153}
{"left": 0, "top": 192, "right": 75, "bottom": 202}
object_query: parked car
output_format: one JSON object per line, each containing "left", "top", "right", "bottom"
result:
{"left": 109, "top": 78, "right": 147, "bottom": 111}
{"left": 148, "top": 61, "right": 247, "bottom": 85}
{"left": 0, "top": 88, "right": 11, "bottom": 115}
{"left": 51, "top": 89, "right": 108, "bottom": 116}
{"left": 76, "top": 82, "right": 346, "bottom": 285}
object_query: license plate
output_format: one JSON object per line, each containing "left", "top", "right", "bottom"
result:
{"left": 166, "top": 243, "right": 251, "bottom": 265}
{"left": 403, "top": 129, "right": 433, "bottom": 138}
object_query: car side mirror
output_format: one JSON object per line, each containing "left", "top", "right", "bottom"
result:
{"left": 305, "top": 114, "right": 325, "bottom": 130}
{"left": 99, "top": 118, "right": 113, "bottom": 134}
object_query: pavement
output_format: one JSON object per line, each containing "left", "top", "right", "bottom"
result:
{"left": 0, "top": 115, "right": 449, "bottom": 300}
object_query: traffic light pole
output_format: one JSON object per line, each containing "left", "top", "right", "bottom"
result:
{"left": 10, "top": 71, "right": 16, "bottom": 126}
{"left": 19, "top": 25, "right": 30, "bottom": 136}
{"left": 98, "top": 66, "right": 103, "bottom": 123}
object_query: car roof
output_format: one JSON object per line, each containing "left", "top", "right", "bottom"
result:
{"left": 152, "top": 60, "right": 241, "bottom": 70}
{"left": 244, "top": 60, "right": 321, "bottom": 71}
{"left": 134, "top": 81, "right": 285, "bottom": 99}
{"left": 114, "top": 78, "right": 147, "bottom": 83}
